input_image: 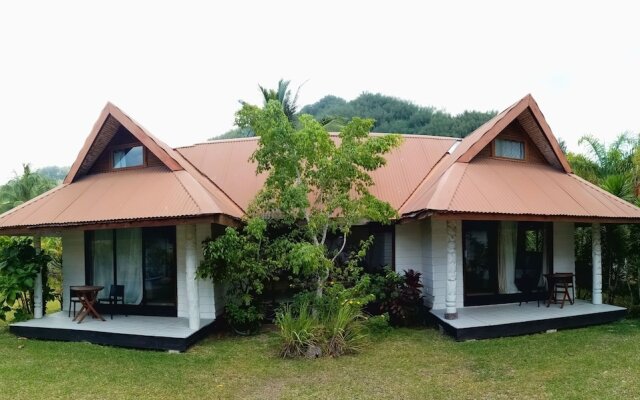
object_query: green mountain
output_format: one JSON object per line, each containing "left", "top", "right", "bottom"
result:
{"left": 213, "top": 92, "right": 496, "bottom": 140}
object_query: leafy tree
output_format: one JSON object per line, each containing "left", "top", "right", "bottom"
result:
{"left": 0, "top": 237, "right": 51, "bottom": 321}
{"left": 237, "top": 101, "right": 401, "bottom": 298}
{"left": 0, "top": 164, "right": 56, "bottom": 213}
{"left": 569, "top": 133, "right": 639, "bottom": 304}
{"left": 258, "top": 79, "right": 302, "bottom": 123}
{"left": 213, "top": 79, "right": 303, "bottom": 140}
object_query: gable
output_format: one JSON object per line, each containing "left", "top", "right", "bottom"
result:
{"left": 87, "top": 125, "right": 166, "bottom": 174}
{"left": 473, "top": 119, "right": 548, "bottom": 165}
{"left": 64, "top": 103, "right": 183, "bottom": 184}
{"left": 455, "top": 95, "right": 570, "bottom": 173}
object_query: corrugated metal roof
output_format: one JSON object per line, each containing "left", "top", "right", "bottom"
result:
{"left": 176, "top": 134, "right": 457, "bottom": 210}
{"left": 403, "top": 156, "right": 640, "bottom": 220}
{"left": 0, "top": 167, "right": 224, "bottom": 229}
{"left": 3, "top": 94, "right": 640, "bottom": 233}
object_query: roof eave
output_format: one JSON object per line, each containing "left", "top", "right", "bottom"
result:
{"left": 399, "top": 209, "right": 640, "bottom": 224}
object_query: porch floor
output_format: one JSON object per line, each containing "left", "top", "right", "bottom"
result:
{"left": 430, "top": 300, "right": 626, "bottom": 340}
{"left": 10, "top": 311, "right": 215, "bottom": 351}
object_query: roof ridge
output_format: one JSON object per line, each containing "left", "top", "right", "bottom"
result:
{"left": 172, "top": 149, "right": 246, "bottom": 216}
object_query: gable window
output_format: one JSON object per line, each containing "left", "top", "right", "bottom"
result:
{"left": 113, "top": 146, "right": 144, "bottom": 169}
{"left": 495, "top": 139, "right": 524, "bottom": 160}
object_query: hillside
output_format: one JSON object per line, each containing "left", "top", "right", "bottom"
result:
{"left": 215, "top": 93, "right": 496, "bottom": 139}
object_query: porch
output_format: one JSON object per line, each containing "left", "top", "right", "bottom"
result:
{"left": 10, "top": 311, "right": 216, "bottom": 351}
{"left": 431, "top": 300, "right": 626, "bottom": 341}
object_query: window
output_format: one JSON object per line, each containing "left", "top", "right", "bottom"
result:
{"left": 495, "top": 139, "right": 524, "bottom": 160}
{"left": 86, "top": 227, "right": 176, "bottom": 308}
{"left": 113, "top": 146, "right": 144, "bottom": 169}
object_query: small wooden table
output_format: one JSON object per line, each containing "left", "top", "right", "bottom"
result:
{"left": 70, "top": 285, "right": 105, "bottom": 323}
{"left": 545, "top": 273, "right": 575, "bottom": 308}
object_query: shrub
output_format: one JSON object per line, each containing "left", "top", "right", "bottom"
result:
{"left": 322, "top": 301, "right": 367, "bottom": 357}
{"left": 370, "top": 268, "right": 424, "bottom": 326}
{"left": 276, "top": 284, "right": 371, "bottom": 358}
{"left": 275, "top": 301, "right": 321, "bottom": 358}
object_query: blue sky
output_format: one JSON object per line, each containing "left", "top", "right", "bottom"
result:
{"left": 0, "top": 0, "right": 638, "bottom": 183}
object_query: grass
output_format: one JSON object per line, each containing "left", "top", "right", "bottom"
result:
{"left": 1, "top": 319, "right": 639, "bottom": 399}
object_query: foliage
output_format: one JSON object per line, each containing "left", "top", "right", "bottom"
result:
{"left": 0, "top": 237, "right": 51, "bottom": 321}
{"left": 214, "top": 91, "right": 496, "bottom": 140}
{"left": 275, "top": 300, "right": 321, "bottom": 358}
{"left": 301, "top": 93, "right": 497, "bottom": 137}
{"left": 275, "top": 295, "right": 368, "bottom": 358}
{"left": 213, "top": 79, "right": 303, "bottom": 139}
{"left": 0, "top": 164, "right": 57, "bottom": 213}
{"left": 258, "top": 79, "right": 302, "bottom": 123}
{"left": 569, "top": 132, "right": 640, "bottom": 305}
{"left": 237, "top": 100, "right": 401, "bottom": 299}
{"left": 370, "top": 268, "right": 424, "bottom": 326}
{"left": 198, "top": 219, "right": 281, "bottom": 334}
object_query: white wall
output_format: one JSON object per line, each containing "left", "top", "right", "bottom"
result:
{"left": 394, "top": 219, "right": 463, "bottom": 310}
{"left": 176, "top": 223, "right": 220, "bottom": 320}
{"left": 553, "top": 222, "right": 575, "bottom": 273}
{"left": 61, "top": 231, "right": 85, "bottom": 312}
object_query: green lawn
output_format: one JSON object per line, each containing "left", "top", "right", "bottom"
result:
{"left": 1, "top": 320, "right": 639, "bottom": 399}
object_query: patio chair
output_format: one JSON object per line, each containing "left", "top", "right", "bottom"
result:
{"left": 98, "top": 285, "right": 126, "bottom": 320}
{"left": 68, "top": 288, "right": 82, "bottom": 318}
{"left": 516, "top": 272, "right": 544, "bottom": 307}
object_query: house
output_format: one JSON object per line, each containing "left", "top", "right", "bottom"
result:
{"left": 1, "top": 94, "right": 637, "bottom": 349}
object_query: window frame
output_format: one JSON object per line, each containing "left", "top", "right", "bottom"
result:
{"left": 492, "top": 138, "right": 526, "bottom": 161}
{"left": 111, "top": 143, "right": 146, "bottom": 170}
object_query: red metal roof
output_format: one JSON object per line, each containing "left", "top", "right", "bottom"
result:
{"left": 2, "top": 94, "right": 640, "bottom": 234}
{"left": 403, "top": 158, "right": 640, "bottom": 220}
{"left": 176, "top": 134, "right": 457, "bottom": 211}
{"left": 0, "top": 167, "right": 227, "bottom": 230}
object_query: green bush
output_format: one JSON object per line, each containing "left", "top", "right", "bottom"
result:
{"left": 275, "top": 289, "right": 370, "bottom": 358}
{"left": 322, "top": 301, "right": 367, "bottom": 357}
{"left": 275, "top": 301, "right": 321, "bottom": 358}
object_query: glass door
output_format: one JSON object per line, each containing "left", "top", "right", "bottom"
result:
{"left": 143, "top": 227, "right": 177, "bottom": 307}
{"left": 463, "top": 221, "right": 498, "bottom": 304}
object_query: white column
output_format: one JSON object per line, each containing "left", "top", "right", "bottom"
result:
{"left": 185, "top": 224, "right": 201, "bottom": 330}
{"left": 445, "top": 220, "right": 458, "bottom": 319}
{"left": 33, "top": 234, "right": 43, "bottom": 319}
{"left": 592, "top": 223, "right": 602, "bottom": 305}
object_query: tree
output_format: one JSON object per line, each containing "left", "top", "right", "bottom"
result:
{"left": 258, "top": 79, "right": 302, "bottom": 123}
{"left": 0, "top": 164, "right": 57, "bottom": 213}
{"left": 300, "top": 93, "right": 496, "bottom": 137}
{"left": 568, "top": 133, "right": 639, "bottom": 304}
{"left": 237, "top": 100, "right": 402, "bottom": 298}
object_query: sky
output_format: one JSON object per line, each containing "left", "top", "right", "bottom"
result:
{"left": 0, "top": 0, "right": 638, "bottom": 184}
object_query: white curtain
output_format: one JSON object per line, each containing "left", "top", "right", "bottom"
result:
{"left": 498, "top": 221, "right": 519, "bottom": 293}
{"left": 92, "top": 230, "right": 114, "bottom": 290}
{"left": 116, "top": 228, "right": 144, "bottom": 305}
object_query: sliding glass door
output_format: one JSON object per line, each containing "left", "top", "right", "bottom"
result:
{"left": 463, "top": 221, "right": 499, "bottom": 303}
{"left": 143, "top": 227, "right": 176, "bottom": 306}
{"left": 86, "top": 226, "right": 177, "bottom": 315}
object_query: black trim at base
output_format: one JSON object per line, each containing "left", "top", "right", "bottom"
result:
{"left": 9, "top": 320, "right": 220, "bottom": 352}
{"left": 433, "top": 309, "right": 627, "bottom": 341}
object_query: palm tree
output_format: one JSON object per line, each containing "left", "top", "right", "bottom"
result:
{"left": 0, "top": 164, "right": 56, "bottom": 213}
{"left": 258, "top": 79, "right": 303, "bottom": 123}
{"left": 570, "top": 133, "right": 639, "bottom": 304}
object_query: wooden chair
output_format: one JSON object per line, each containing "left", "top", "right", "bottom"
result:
{"left": 98, "top": 285, "right": 126, "bottom": 320}
{"left": 68, "top": 288, "right": 82, "bottom": 318}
